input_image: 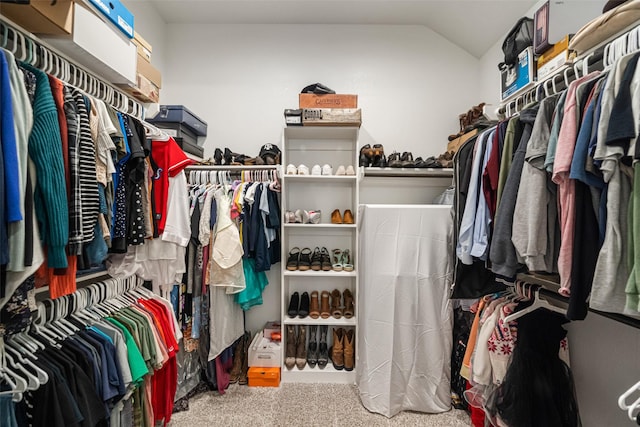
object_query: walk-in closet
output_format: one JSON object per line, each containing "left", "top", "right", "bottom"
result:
{"left": 1, "top": 0, "right": 640, "bottom": 426}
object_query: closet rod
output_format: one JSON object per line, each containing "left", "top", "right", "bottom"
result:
{"left": 501, "top": 22, "right": 640, "bottom": 118}
{"left": 0, "top": 16, "right": 144, "bottom": 120}
{"left": 517, "top": 273, "right": 640, "bottom": 330}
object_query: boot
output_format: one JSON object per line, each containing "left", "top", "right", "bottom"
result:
{"left": 285, "top": 325, "right": 296, "bottom": 370}
{"left": 229, "top": 336, "right": 244, "bottom": 384}
{"left": 318, "top": 325, "right": 329, "bottom": 369}
{"left": 309, "top": 291, "right": 320, "bottom": 319}
{"left": 295, "top": 325, "right": 307, "bottom": 370}
{"left": 214, "top": 148, "right": 223, "bottom": 165}
{"left": 320, "top": 290, "right": 331, "bottom": 319}
{"left": 238, "top": 331, "right": 251, "bottom": 385}
{"left": 298, "top": 292, "right": 310, "bottom": 318}
{"left": 331, "top": 289, "right": 342, "bottom": 319}
{"left": 307, "top": 325, "right": 318, "bottom": 368}
{"left": 330, "top": 328, "right": 345, "bottom": 370}
{"left": 343, "top": 329, "right": 355, "bottom": 372}
{"left": 343, "top": 289, "right": 354, "bottom": 319}
{"left": 287, "top": 292, "right": 300, "bottom": 318}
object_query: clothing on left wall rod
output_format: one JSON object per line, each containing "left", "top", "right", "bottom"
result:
{"left": 0, "top": 47, "right": 195, "bottom": 308}
{"left": 0, "top": 277, "right": 182, "bottom": 427}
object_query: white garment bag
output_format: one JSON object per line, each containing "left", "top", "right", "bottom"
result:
{"left": 357, "top": 205, "right": 454, "bottom": 417}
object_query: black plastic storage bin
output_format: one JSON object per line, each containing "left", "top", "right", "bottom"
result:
{"left": 148, "top": 105, "right": 208, "bottom": 140}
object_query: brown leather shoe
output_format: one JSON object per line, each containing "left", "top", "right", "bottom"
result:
{"left": 295, "top": 325, "right": 307, "bottom": 370}
{"left": 320, "top": 291, "right": 331, "bottom": 319}
{"left": 343, "top": 289, "right": 354, "bottom": 319}
{"left": 330, "top": 328, "right": 345, "bottom": 370}
{"left": 285, "top": 325, "right": 296, "bottom": 370}
{"left": 309, "top": 291, "right": 320, "bottom": 319}
{"left": 229, "top": 336, "right": 244, "bottom": 383}
{"left": 343, "top": 209, "right": 354, "bottom": 224}
{"left": 343, "top": 329, "right": 355, "bottom": 371}
{"left": 331, "top": 209, "right": 343, "bottom": 224}
{"left": 331, "top": 289, "right": 342, "bottom": 319}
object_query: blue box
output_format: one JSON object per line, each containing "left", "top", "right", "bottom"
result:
{"left": 148, "top": 105, "right": 208, "bottom": 137}
{"left": 85, "top": 0, "right": 134, "bottom": 39}
{"left": 500, "top": 47, "right": 535, "bottom": 101}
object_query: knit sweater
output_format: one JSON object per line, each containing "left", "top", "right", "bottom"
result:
{"left": 21, "top": 63, "right": 69, "bottom": 269}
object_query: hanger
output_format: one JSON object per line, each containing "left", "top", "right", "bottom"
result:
{"left": 503, "top": 286, "right": 566, "bottom": 323}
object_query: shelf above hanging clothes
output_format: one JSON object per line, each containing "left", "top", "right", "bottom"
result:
{"left": 363, "top": 167, "right": 453, "bottom": 178}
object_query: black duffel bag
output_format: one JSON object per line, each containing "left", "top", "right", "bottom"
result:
{"left": 498, "top": 17, "right": 534, "bottom": 70}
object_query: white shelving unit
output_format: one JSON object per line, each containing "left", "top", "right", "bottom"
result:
{"left": 280, "top": 126, "right": 360, "bottom": 384}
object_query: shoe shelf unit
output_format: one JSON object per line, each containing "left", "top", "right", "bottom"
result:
{"left": 281, "top": 126, "right": 360, "bottom": 384}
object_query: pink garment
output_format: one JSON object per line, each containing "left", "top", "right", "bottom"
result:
{"left": 552, "top": 71, "right": 601, "bottom": 296}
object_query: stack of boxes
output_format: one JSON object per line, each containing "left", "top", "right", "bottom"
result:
{"left": 247, "top": 321, "right": 282, "bottom": 387}
{"left": 284, "top": 93, "right": 362, "bottom": 127}
{"left": 121, "top": 31, "right": 163, "bottom": 103}
{"left": 147, "top": 105, "right": 208, "bottom": 159}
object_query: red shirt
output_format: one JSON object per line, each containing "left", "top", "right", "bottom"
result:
{"left": 151, "top": 137, "right": 193, "bottom": 235}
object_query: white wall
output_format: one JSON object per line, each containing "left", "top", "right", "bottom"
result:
{"left": 161, "top": 24, "right": 480, "bottom": 160}
{"left": 160, "top": 22, "right": 478, "bottom": 334}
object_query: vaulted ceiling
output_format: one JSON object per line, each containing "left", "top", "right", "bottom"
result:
{"left": 143, "top": 0, "right": 538, "bottom": 57}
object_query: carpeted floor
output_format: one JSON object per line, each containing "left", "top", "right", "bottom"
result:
{"left": 169, "top": 383, "right": 470, "bottom": 426}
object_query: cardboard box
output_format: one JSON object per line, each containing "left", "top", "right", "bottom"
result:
{"left": 447, "top": 129, "right": 478, "bottom": 155}
{"left": 500, "top": 47, "right": 535, "bottom": 101}
{"left": 137, "top": 56, "right": 162, "bottom": 88}
{"left": 299, "top": 93, "right": 358, "bottom": 109}
{"left": 537, "top": 34, "right": 572, "bottom": 68}
{"left": 302, "top": 108, "right": 362, "bottom": 127}
{"left": 117, "top": 73, "right": 160, "bottom": 103}
{"left": 248, "top": 332, "right": 281, "bottom": 368}
{"left": 133, "top": 31, "right": 153, "bottom": 62}
{"left": 537, "top": 51, "right": 571, "bottom": 81}
{"left": 248, "top": 367, "right": 280, "bottom": 387}
{"left": 0, "top": 0, "right": 74, "bottom": 35}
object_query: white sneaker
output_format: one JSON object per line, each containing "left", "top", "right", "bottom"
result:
{"left": 335, "top": 165, "right": 346, "bottom": 176}
{"left": 286, "top": 164, "right": 297, "bottom": 175}
{"left": 298, "top": 164, "right": 310, "bottom": 175}
{"left": 321, "top": 164, "right": 333, "bottom": 175}
{"left": 345, "top": 165, "right": 356, "bottom": 175}
{"left": 311, "top": 164, "right": 322, "bottom": 175}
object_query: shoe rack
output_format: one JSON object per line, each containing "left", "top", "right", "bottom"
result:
{"left": 280, "top": 126, "right": 360, "bottom": 384}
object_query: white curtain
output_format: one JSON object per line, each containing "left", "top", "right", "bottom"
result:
{"left": 356, "top": 204, "right": 454, "bottom": 417}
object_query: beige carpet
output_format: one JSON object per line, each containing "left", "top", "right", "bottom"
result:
{"left": 169, "top": 383, "right": 470, "bottom": 426}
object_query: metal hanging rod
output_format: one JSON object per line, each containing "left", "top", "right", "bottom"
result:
{"left": 0, "top": 16, "right": 144, "bottom": 119}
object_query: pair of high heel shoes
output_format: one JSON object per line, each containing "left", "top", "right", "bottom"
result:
{"left": 359, "top": 144, "right": 387, "bottom": 167}
{"left": 212, "top": 148, "right": 265, "bottom": 166}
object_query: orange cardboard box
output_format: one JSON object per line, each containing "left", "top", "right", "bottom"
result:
{"left": 1, "top": 0, "right": 74, "bottom": 35}
{"left": 299, "top": 93, "right": 358, "bottom": 109}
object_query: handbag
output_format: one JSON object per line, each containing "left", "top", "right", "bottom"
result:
{"left": 498, "top": 17, "right": 534, "bottom": 70}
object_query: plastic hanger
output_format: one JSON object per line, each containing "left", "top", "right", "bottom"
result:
{"left": 503, "top": 287, "right": 566, "bottom": 323}
{"left": 4, "top": 344, "right": 48, "bottom": 385}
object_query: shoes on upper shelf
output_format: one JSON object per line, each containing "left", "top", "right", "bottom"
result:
{"left": 286, "top": 164, "right": 311, "bottom": 175}
{"left": 311, "top": 164, "right": 322, "bottom": 175}
{"left": 331, "top": 209, "right": 354, "bottom": 224}
{"left": 287, "top": 247, "right": 312, "bottom": 271}
{"left": 287, "top": 247, "right": 352, "bottom": 272}
{"left": 359, "top": 144, "right": 386, "bottom": 167}
{"left": 285, "top": 209, "right": 321, "bottom": 224}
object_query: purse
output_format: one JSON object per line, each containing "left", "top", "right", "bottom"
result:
{"left": 498, "top": 17, "right": 534, "bottom": 70}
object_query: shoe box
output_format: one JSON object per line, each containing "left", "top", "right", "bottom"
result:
{"left": 302, "top": 108, "right": 362, "bottom": 127}
{"left": 147, "top": 105, "right": 208, "bottom": 140}
{"left": 248, "top": 367, "right": 281, "bottom": 387}
{"left": 248, "top": 329, "right": 281, "bottom": 368}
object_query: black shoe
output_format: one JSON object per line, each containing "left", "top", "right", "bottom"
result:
{"left": 214, "top": 148, "right": 223, "bottom": 165}
{"left": 317, "top": 325, "right": 329, "bottom": 369}
{"left": 287, "top": 292, "right": 300, "bottom": 318}
{"left": 307, "top": 325, "right": 318, "bottom": 368}
{"left": 298, "top": 292, "right": 310, "bottom": 318}
{"left": 359, "top": 144, "right": 372, "bottom": 167}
